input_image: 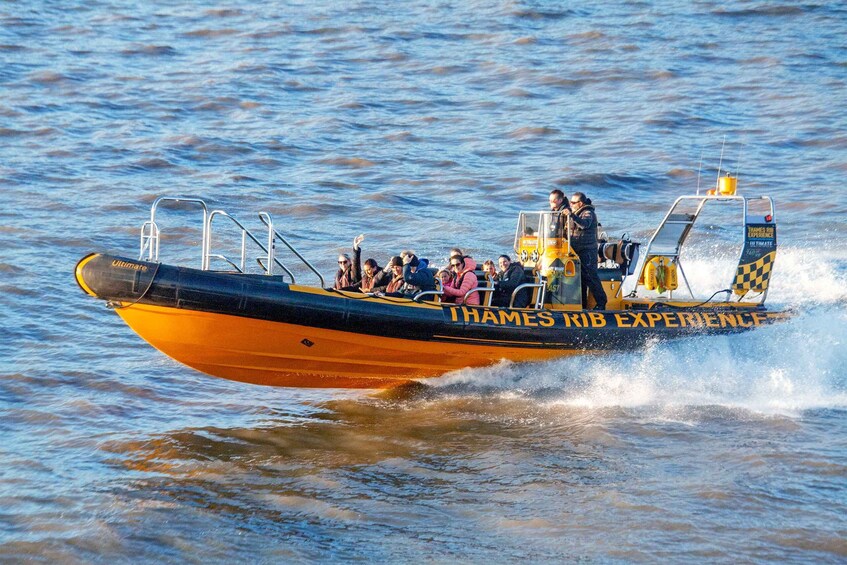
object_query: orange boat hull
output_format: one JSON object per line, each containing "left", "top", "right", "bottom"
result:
{"left": 116, "top": 303, "right": 577, "bottom": 388}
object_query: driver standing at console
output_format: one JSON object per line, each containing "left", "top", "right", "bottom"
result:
{"left": 563, "top": 192, "right": 607, "bottom": 310}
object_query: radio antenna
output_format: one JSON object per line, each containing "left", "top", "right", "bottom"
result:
{"left": 696, "top": 150, "right": 703, "bottom": 196}
{"left": 715, "top": 135, "right": 726, "bottom": 191}
{"left": 734, "top": 140, "right": 745, "bottom": 188}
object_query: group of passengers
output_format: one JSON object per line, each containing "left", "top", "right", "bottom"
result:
{"left": 334, "top": 236, "right": 436, "bottom": 298}
{"left": 333, "top": 240, "right": 531, "bottom": 308}
{"left": 332, "top": 189, "right": 606, "bottom": 310}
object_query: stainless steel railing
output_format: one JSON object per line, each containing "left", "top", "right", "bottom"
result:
{"left": 138, "top": 196, "right": 324, "bottom": 286}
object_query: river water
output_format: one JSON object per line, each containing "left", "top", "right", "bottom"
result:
{"left": 2, "top": 1, "right": 846, "bottom": 562}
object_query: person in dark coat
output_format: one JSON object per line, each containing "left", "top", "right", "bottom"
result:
{"left": 564, "top": 192, "right": 607, "bottom": 310}
{"left": 548, "top": 189, "right": 571, "bottom": 238}
{"left": 399, "top": 251, "right": 436, "bottom": 297}
{"left": 492, "top": 255, "right": 529, "bottom": 308}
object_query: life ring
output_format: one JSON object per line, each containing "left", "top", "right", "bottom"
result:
{"left": 643, "top": 257, "right": 678, "bottom": 293}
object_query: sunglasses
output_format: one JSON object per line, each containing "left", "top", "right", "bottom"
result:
{"left": 450, "top": 263, "right": 461, "bottom": 268}
{"left": 338, "top": 260, "right": 349, "bottom": 265}
{"left": 570, "top": 200, "right": 581, "bottom": 204}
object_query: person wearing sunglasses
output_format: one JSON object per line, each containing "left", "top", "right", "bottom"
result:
{"left": 333, "top": 254, "right": 354, "bottom": 290}
{"left": 336, "top": 234, "right": 392, "bottom": 293}
{"left": 333, "top": 234, "right": 366, "bottom": 290}
{"left": 562, "top": 192, "right": 607, "bottom": 310}
{"left": 441, "top": 254, "right": 480, "bottom": 305}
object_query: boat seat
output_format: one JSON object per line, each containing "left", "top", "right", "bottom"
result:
{"left": 464, "top": 270, "right": 495, "bottom": 306}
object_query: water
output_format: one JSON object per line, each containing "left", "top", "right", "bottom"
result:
{"left": 2, "top": 1, "right": 847, "bottom": 561}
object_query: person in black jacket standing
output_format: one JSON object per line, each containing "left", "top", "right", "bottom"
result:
{"left": 564, "top": 192, "right": 607, "bottom": 310}
{"left": 548, "top": 189, "right": 570, "bottom": 238}
{"left": 492, "top": 255, "right": 529, "bottom": 308}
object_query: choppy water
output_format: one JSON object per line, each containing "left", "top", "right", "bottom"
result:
{"left": 2, "top": 1, "right": 847, "bottom": 562}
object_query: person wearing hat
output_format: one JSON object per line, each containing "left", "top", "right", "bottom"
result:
{"left": 399, "top": 250, "right": 436, "bottom": 297}
{"left": 374, "top": 256, "right": 405, "bottom": 295}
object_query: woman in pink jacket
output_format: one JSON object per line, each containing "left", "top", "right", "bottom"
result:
{"left": 442, "top": 255, "right": 480, "bottom": 305}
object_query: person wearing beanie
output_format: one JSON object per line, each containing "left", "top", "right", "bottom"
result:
{"left": 398, "top": 251, "right": 435, "bottom": 297}
{"left": 376, "top": 256, "right": 405, "bottom": 295}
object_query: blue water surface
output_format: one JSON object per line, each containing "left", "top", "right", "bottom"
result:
{"left": 1, "top": 1, "right": 846, "bottom": 562}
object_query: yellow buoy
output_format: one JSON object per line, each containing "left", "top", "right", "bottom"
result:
{"left": 718, "top": 175, "right": 737, "bottom": 195}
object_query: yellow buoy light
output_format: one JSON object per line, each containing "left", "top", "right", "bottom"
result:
{"left": 719, "top": 175, "right": 737, "bottom": 195}
{"left": 707, "top": 175, "right": 738, "bottom": 196}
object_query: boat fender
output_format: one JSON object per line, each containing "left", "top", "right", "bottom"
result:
{"left": 664, "top": 260, "right": 678, "bottom": 291}
{"left": 644, "top": 257, "right": 658, "bottom": 291}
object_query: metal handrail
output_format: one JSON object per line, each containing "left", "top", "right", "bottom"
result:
{"left": 206, "top": 210, "right": 295, "bottom": 281}
{"left": 258, "top": 213, "right": 326, "bottom": 288}
{"left": 510, "top": 281, "right": 546, "bottom": 309}
{"left": 141, "top": 197, "right": 209, "bottom": 268}
{"left": 412, "top": 290, "right": 444, "bottom": 303}
{"left": 463, "top": 285, "right": 495, "bottom": 306}
{"left": 139, "top": 221, "right": 160, "bottom": 261}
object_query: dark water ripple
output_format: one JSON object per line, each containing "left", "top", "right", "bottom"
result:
{"left": 2, "top": 0, "right": 847, "bottom": 561}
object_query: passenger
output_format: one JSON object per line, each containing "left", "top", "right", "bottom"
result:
{"left": 374, "top": 256, "right": 405, "bottom": 295}
{"left": 333, "top": 252, "right": 354, "bottom": 290}
{"left": 341, "top": 234, "right": 391, "bottom": 293}
{"left": 492, "top": 254, "right": 530, "bottom": 308}
{"left": 564, "top": 192, "right": 607, "bottom": 310}
{"left": 398, "top": 250, "right": 436, "bottom": 298}
{"left": 436, "top": 268, "right": 453, "bottom": 289}
{"left": 441, "top": 255, "right": 480, "bottom": 305}
{"left": 548, "top": 189, "right": 570, "bottom": 238}
{"left": 359, "top": 258, "right": 391, "bottom": 293}
{"left": 482, "top": 259, "right": 497, "bottom": 281}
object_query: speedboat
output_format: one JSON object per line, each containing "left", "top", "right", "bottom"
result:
{"left": 75, "top": 177, "right": 786, "bottom": 388}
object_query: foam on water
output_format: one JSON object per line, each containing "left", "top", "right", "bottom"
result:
{"left": 431, "top": 248, "right": 847, "bottom": 417}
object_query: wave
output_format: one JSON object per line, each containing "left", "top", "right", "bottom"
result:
{"left": 425, "top": 306, "right": 847, "bottom": 417}
{"left": 416, "top": 248, "right": 847, "bottom": 416}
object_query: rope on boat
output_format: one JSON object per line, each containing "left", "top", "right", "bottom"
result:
{"left": 327, "top": 286, "right": 462, "bottom": 306}
{"left": 651, "top": 288, "right": 733, "bottom": 310}
{"left": 107, "top": 262, "right": 161, "bottom": 310}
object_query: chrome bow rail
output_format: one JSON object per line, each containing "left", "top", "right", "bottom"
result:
{"left": 139, "top": 196, "right": 325, "bottom": 287}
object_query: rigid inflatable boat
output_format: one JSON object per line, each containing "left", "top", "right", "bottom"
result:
{"left": 75, "top": 177, "right": 786, "bottom": 388}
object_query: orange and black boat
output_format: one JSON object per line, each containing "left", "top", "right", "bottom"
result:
{"left": 75, "top": 178, "right": 787, "bottom": 388}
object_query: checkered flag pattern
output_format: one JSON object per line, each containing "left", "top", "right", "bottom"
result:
{"left": 733, "top": 251, "right": 776, "bottom": 293}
